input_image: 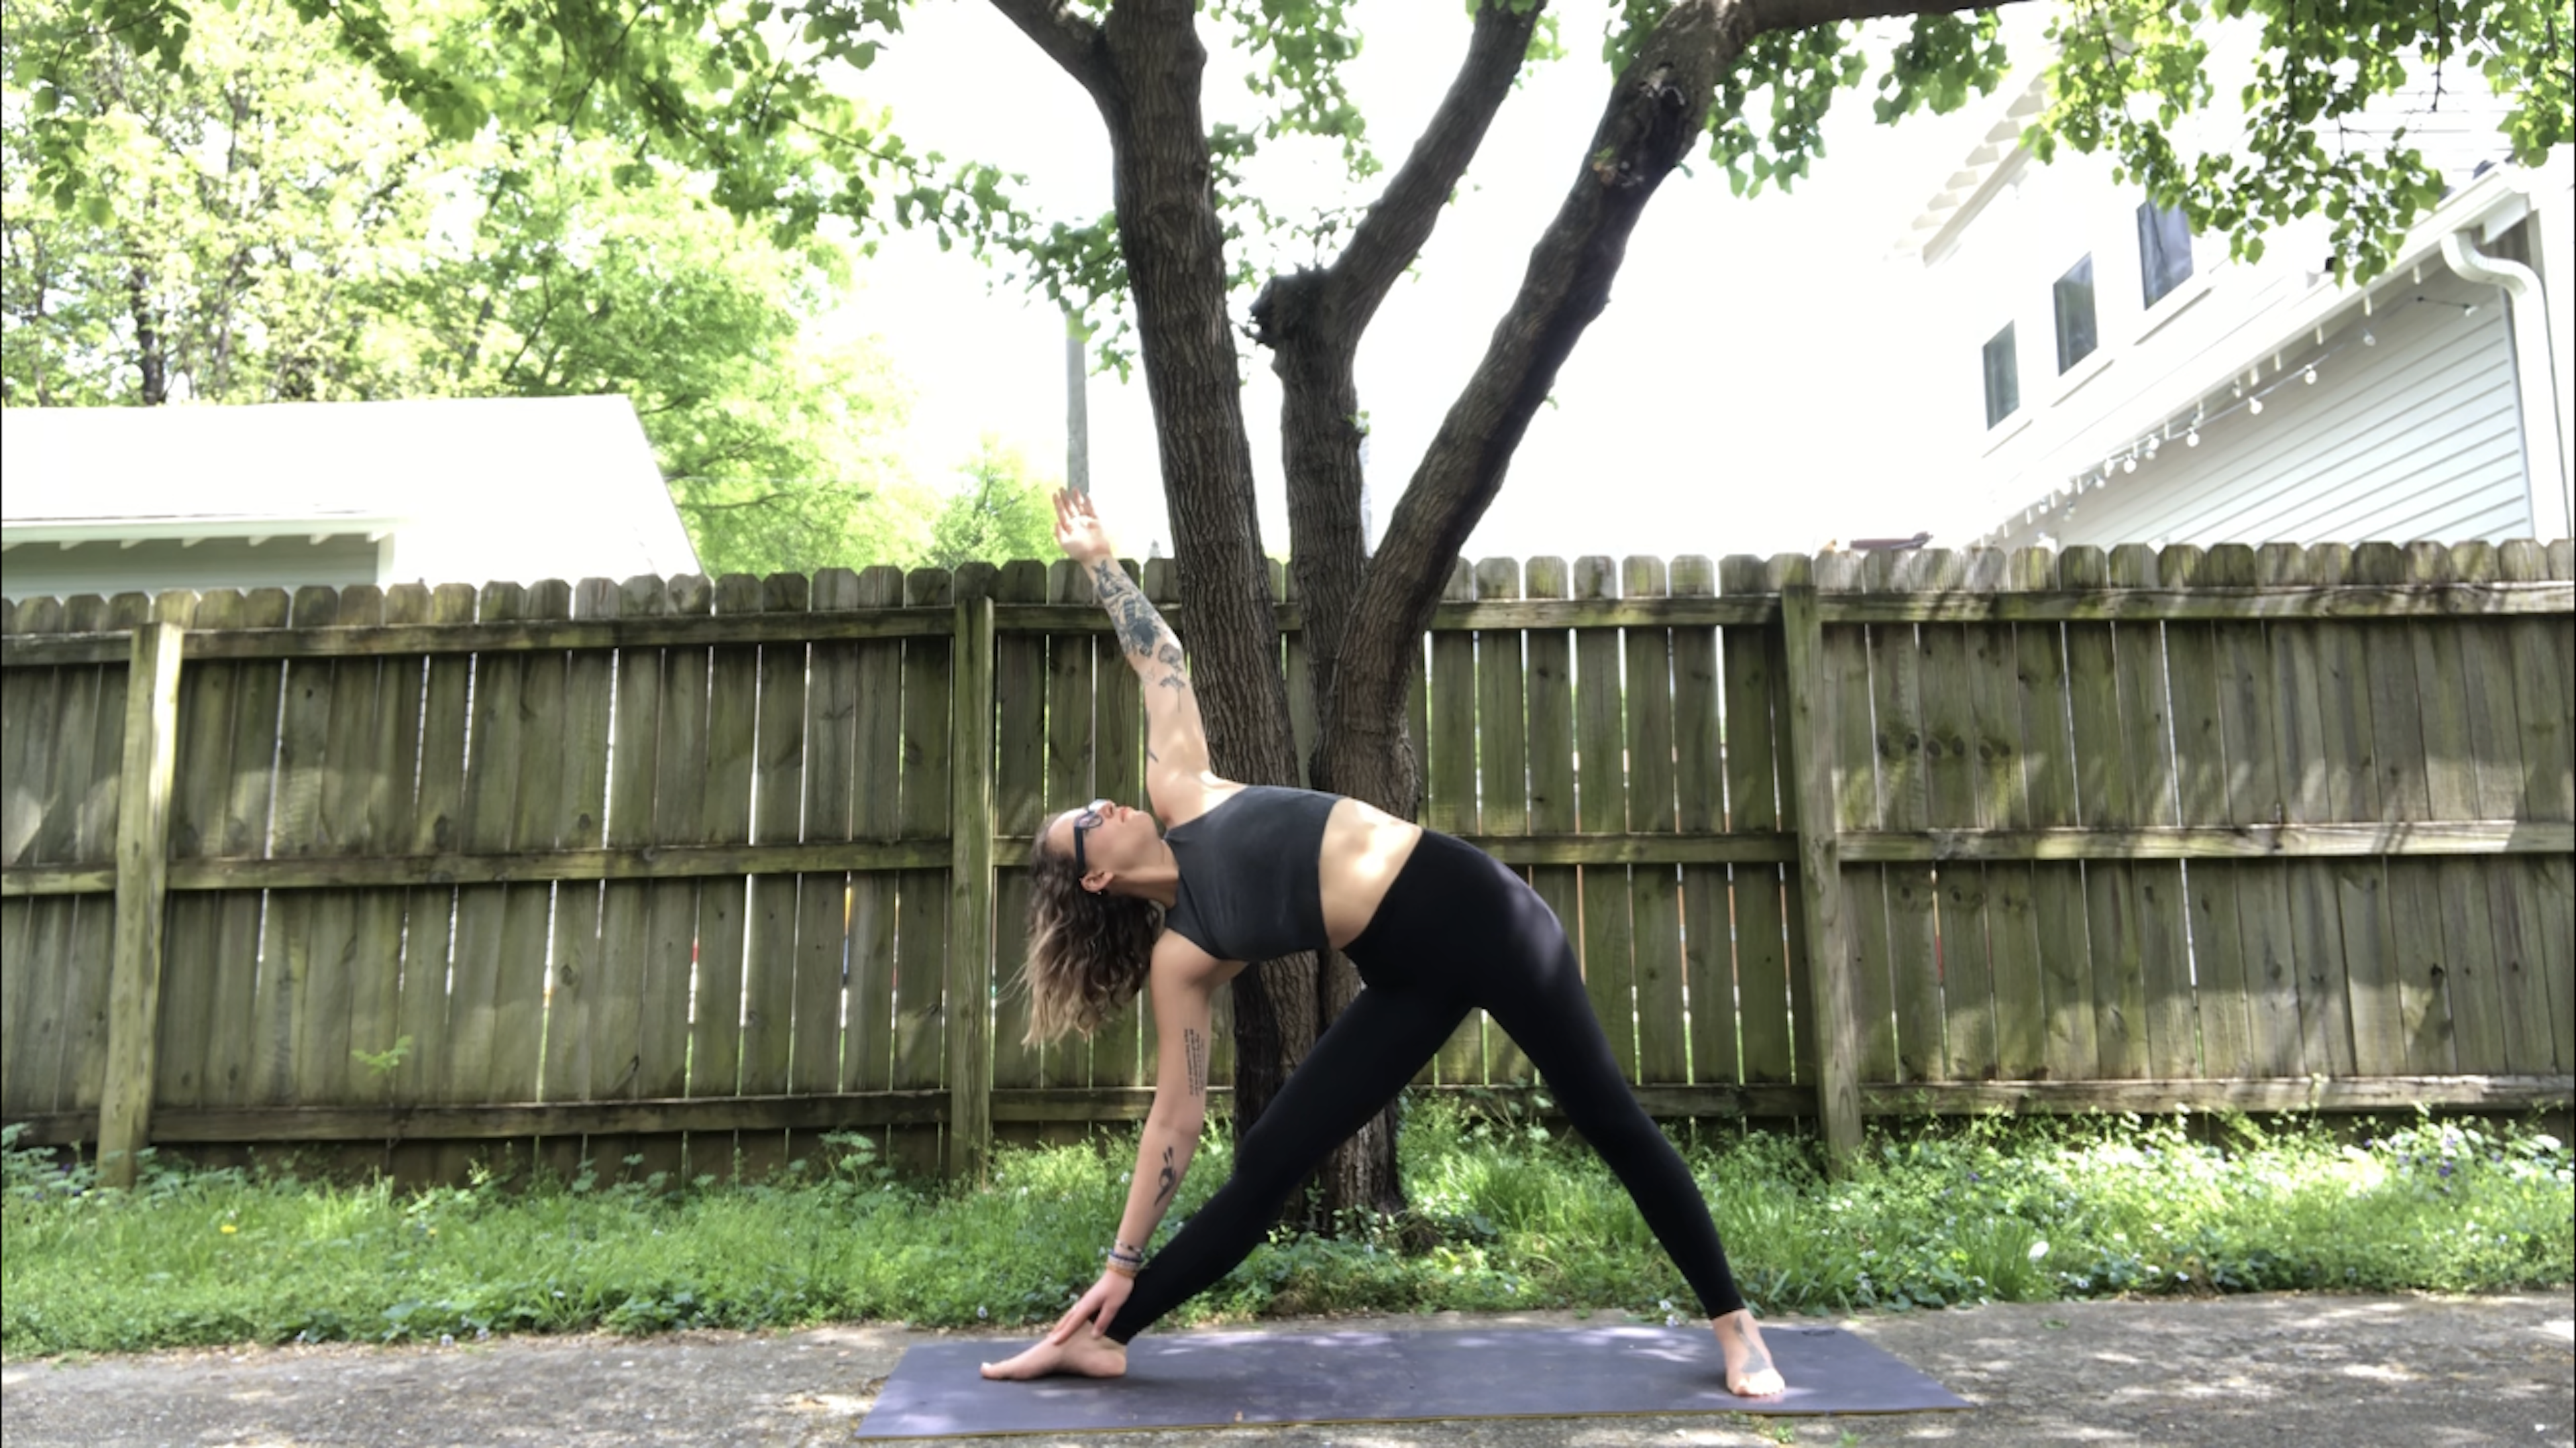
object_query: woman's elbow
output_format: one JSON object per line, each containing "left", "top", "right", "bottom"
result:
{"left": 1147, "top": 1102, "right": 1207, "bottom": 1139}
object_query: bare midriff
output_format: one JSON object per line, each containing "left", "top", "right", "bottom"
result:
{"left": 1316, "top": 797, "right": 1423, "bottom": 950}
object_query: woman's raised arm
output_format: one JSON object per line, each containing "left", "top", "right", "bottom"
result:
{"left": 1052, "top": 490, "right": 1216, "bottom": 806}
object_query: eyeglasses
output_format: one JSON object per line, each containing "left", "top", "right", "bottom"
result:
{"left": 1070, "top": 799, "right": 1112, "bottom": 873}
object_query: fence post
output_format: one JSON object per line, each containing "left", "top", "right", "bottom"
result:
{"left": 1777, "top": 582, "right": 1863, "bottom": 1171}
{"left": 947, "top": 594, "right": 998, "bottom": 1182}
{"left": 98, "top": 620, "right": 184, "bottom": 1188}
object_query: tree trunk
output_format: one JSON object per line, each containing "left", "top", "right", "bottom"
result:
{"left": 127, "top": 263, "right": 167, "bottom": 404}
{"left": 1325, "top": 1, "right": 1754, "bottom": 768}
{"left": 996, "top": 0, "right": 1934, "bottom": 1231}
{"left": 1248, "top": 0, "right": 1551, "bottom": 1219}
{"left": 1075, "top": 3, "right": 1360, "bottom": 1211}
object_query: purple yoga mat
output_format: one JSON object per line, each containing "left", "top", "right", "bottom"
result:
{"left": 857, "top": 1322, "right": 1972, "bottom": 1438}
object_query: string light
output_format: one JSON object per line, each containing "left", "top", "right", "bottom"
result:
{"left": 2004, "top": 289, "right": 2438, "bottom": 538}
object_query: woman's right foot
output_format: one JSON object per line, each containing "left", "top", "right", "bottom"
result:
{"left": 979, "top": 1331, "right": 1130, "bottom": 1381}
{"left": 1711, "top": 1308, "right": 1785, "bottom": 1396}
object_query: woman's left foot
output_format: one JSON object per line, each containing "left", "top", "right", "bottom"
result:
{"left": 1711, "top": 1308, "right": 1785, "bottom": 1396}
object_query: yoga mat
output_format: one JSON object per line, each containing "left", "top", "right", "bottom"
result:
{"left": 857, "top": 1323, "right": 1972, "bottom": 1438}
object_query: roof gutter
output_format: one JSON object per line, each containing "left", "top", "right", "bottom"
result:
{"left": 2442, "top": 228, "right": 2573, "bottom": 539}
{"left": 0, "top": 515, "right": 407, "bottom": 550}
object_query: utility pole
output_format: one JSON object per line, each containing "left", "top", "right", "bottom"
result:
{"left": 1065, "top": 307, "right": 1089, "bottom": 496}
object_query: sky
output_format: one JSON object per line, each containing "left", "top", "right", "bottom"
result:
{"left": 826, "top": 3, "right": 2033, "bottom": 563}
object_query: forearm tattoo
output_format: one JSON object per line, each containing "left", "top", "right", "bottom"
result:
{"left": 1183, "top": 1028, "right": 1207, "bottom": 1099}
{"left": 1154, "top": 1145, "right": 1177, "bottom": 1206}
{"left": 1090, "top": 559, "right": 1190, "bottom": 693}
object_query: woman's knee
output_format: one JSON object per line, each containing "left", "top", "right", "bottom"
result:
{"left": 1226, "top": 1119, "right": 1330, "bottom": 1201}
{"left": 1562, "top": 1100, "right": 1682, "bottom": 1167}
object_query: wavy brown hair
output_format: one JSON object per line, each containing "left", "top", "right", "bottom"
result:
{"left": 1020, "top": 840, "right": 1160, "bottom": 1044}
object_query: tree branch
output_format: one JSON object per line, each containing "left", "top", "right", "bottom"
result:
{"left": 1255, "top": 6, "right": 1547, "bottom": 801}
{"left": 1337, "top": 0, "right": 2027, "bottom": 738}
{"left": 1740, "top": 0, "right": 2014, "bottom": 32}
{"left": 1323, "top": 0, "right": 1545, "bottom": 334}
{"left": 985, "top": 0, "right": 1115, "bottom": 104}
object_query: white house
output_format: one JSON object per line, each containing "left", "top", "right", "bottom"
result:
{"left": 1896, "top": 51, "right": 2574, "bottom": 553}
{"left": 0, "top": 395, "right": 702, "bottom": 601}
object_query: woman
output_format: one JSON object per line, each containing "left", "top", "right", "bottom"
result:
{"left": 979, "top": 491, "right": 1783, "bottom": 1396}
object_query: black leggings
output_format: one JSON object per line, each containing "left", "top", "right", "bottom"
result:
{"left": 1104, "top": 830, "right": 1744, "bottom": 1341}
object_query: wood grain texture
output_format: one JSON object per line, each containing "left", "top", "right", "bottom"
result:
{"left": 1719, "top": 556, "right": 1792, "bottom": 1086}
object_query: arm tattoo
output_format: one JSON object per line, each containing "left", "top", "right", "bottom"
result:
{"left": 1154, "top": 1145, "right": 1177, "bottom": 1205}
{"left": 1089, "top": 560, "right": 1191, "bottom": 693}
{"left": 1183, "top": 1028, "right": 1206, "bottom": 1098}
{"left": 1090, "top": 559, "right": 1173, "bottom": 664}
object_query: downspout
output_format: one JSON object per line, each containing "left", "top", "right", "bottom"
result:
{"left": 2441, "top": 229, "right": 2573, "bottom": 539}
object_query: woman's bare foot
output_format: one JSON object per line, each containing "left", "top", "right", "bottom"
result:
{"left": 979, "top": 1330, "right": 1130, "bottom": 1381}
{"left": 1711, "top": 1308, "right": 1785, "bottom": 1396}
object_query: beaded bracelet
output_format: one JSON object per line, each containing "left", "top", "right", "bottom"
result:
{"left": 1103, "top": 1256, "right": 1140, "bottom": 1278}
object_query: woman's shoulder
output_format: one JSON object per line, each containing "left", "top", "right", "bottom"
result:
{"left": 1150, "top": 772, "right": 1244, "bottom": 830}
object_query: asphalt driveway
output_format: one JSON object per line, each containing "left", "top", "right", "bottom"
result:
{"left": 5, "top": 1291, "right": 2569, "bottom": 1446}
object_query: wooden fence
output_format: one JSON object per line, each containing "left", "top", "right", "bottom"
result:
{"left": 3, "top": 541, "right": 2570, "bottom": 1185}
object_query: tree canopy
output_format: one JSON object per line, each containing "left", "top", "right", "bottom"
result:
{"left": 1, "top": 0, "right": 956, "bottom": 577}
{"left": 924, "top": 435, "right": 1063, "bottom": 569}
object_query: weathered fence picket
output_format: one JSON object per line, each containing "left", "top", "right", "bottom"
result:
{"left": 1719, "top": 555, "right": 1796, "bottom": 1086}
{"left": 1522, "top": 557, "right": 1581, "bottom": 1086}
{"left": 1667, "top": 557, "right": 1730, "bottom": 1089}
{"left": 1474, "top": 557, "right": 1534, "bottom": 1086}
{"left": 1623, "top": 556, "right": 1687, "bottom": 1089}
{"left": 3, "top": 542, "right": 2571, "bottom": 1184}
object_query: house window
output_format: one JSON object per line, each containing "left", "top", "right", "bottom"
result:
{"left": 2054, "top": 256, "right": 2098, "bottom": 373}
{"left": 1982, "top": 324, "right": 2019, "bottom": 429}
{"left": 2138, "top": 201, "right": 2194, "bottom": 304}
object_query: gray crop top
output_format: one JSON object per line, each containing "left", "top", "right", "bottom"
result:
{"left": 1161, "top": 786, "right": 1340, "bottom": 962}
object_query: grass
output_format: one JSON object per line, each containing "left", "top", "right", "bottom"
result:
{"left": 3, "top": 1103, "right": 2567, "bottom": 1357}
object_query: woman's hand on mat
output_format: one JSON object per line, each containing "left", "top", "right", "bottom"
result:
{"left": 1047, "top": 1270, "right": 1135, "bottom": 1345}
{"left": 978, "top": 1273, "right": 1136, "bottom": 1382}
{"left": 1052, "top": 488, "right": 1116, "bottom": 565}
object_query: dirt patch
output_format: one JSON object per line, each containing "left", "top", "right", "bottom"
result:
{"left": 5, "top": 1291, "right": 2569, "bottom": 1446}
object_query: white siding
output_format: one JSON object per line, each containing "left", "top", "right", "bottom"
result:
{"left": 2013, "top": 267, "right": 2530, "bottom": 549}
